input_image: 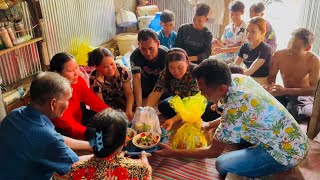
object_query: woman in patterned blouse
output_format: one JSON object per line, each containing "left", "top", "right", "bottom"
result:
{"left": 146, "top": 48, "right": 220, "bottom": 130}
{"left": 66, "top": 108, "right": 152, "bottom": 180}
{"left": 88, "top": 47, "right": 135, "bottom": 120}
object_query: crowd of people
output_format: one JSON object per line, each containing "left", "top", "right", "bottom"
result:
{"left": 0, "top": 1, "right": 319, "bottom": 179}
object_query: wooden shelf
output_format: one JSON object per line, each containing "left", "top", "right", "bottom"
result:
{"left": 0, "top": 37, "right": 43, "bottom": 56}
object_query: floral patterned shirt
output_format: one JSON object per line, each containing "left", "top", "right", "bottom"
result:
{"left": 220, "top": 21, "right": 247, "bottom": 60}
{"left": 214, "top": 74, "right": 308, "bottom": 166}
{"left": 264, "top": 20, "right": 277, "bottom": 53}
{"left": 67, "top": 153, "right": 152, "bottom": 180}
{"left": 153, "top": 65, "right": 199, "bottom": 98}
{"left": 90, "top": 64, "right": 131, "bottom": 110}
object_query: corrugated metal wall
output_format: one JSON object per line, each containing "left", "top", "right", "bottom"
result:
{"left": 299, "top": 0, "right": 320, "bottom": 55}
{"left": 149, "top": 0, "right": 220, "bottom": 38}
{"left": 39, "top": 0, "right": 116, "bottom": 59}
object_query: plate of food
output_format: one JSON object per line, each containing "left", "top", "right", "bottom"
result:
{"left": 123, "top": 128, "right": 169, "bottom": 155}
{"left": 132, "top": 132, "right": 161, "bottom": 150}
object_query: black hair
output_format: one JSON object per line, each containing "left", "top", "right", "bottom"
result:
{"left": 30, "top": 72, "right": 71, "bottom": 105}
{"left": 250, "top": 2, "right": 265, "bottom": 13}
{"left": 85, "top": 109, "right": 128, "bottom": 158}
{"left": 291, "top": 28, "right": 315, "bottom": 46}
{"left": 87, "top": 47, "right": 114, "bottom": 67}
{"left": 192, "top": 58, "right": 231, "bottom": 88}
{"left": 49, "top": 52, "right": 74, "bottom": 73}
{"left": 138, "top": 28, "right": 158, "bottom": 42}
{"left": 160, "top": 9, "right": 175, "bottom": 23}
{"left": 164, "top": 48, "right": 191, "bottom": 88}
{"left": 229, "top": 1, "right": 245, "bottom": 12}
{"left": 195, "top": 3, "right": 210, "bottom": 17}
{"left": 228, "top": 64, "right": 244, "bottom": 74}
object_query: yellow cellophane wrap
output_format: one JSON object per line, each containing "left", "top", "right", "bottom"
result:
{"left": 69, "top": 39, "right": 95, "bottom": 66}
{"left": 169, "top": 92, "right": 208, "bottom": 149}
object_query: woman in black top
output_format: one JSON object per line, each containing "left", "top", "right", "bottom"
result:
{"left": 234, "top": 16, "right": 272, "bottom": 85}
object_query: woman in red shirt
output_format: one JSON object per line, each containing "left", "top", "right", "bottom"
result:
{"left": 50, "top": 52, "right": 109, "bottom": 140}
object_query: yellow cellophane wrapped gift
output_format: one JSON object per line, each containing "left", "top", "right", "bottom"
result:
{"left": 169, "top": 92, "right": 208, "bottom": 149}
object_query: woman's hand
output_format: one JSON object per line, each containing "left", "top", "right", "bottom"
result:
{"left": 161, "top": 118, "right": 175, "bottom": 131}
{"left": 154, "top": 143, "right": 175, "bottom": 157}
{"left": 126, "top": 109, "right": 134, "bottom": 121}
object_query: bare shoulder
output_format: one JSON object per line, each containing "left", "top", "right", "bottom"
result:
{"left": 307, "top": 51, "right": 320, "bottom": 64}
{"left": 272, "top": 49, "right": 288, "bottom": 62}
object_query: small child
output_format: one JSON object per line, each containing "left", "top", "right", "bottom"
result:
{"left": 157, "top": 9, "right": 177, "bottom": 49}
{"left": 174, "top": 3, "right": 213, "bottom": 63}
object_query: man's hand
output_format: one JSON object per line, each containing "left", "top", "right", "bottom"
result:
{"left": 161, "top": 118, "right": 175, "bottom": 131}
{"left": 154, "top": 143, "right": 175, "bottom": 157}
{"left": 268, "top": 84, "right": 287, "bottom": 96}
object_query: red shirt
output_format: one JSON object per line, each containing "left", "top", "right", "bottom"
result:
{"left": 51, "top": 76, "right": 108, "bottom": 140}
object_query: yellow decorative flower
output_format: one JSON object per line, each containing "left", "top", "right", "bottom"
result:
{"left": 285, "top": 127, "right": 294, "bottom": 134}
{"left": 251, "top": 99, "right": 259, "bottom": 107}
{"left": 242, "top": 125, "right": 247, "bottom": 131}
{"left": 227, "top": 108, "right": 237, "bottom": 116}
{"left": 282, "top": 142, "right": 292, "bottom": 150}
{"left": 244, "top": 135, "right": 249, "bottom": 140}
{"left": 273, "top": 131, "right": 280, "bottom": 135}
{"left": 240, "top": 105, "right": 248, "bottom": 112}
{"left": 269, "top": 100, "right": 275, "bottom": 106}
{"left": 250, "top": 120, "right": 257, "bottom": 125}
{"left": 243, "top": 94, "right": 248, "bottom": 99}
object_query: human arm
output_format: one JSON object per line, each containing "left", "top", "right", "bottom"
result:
{"left": 123, "top": 81, "right": 135, "bottom": 120}
{"left": 146, "top": 91, "right": 163, "bottom": 107}
{"left": 132, "top": 71, "right": 143, "bottom": 108}
{"left": 266, "top": 53, "right": 279, "bottom": 85}
{"left": 213, "top": 46, "right": 241, "bottom": 54}
{"left": 244, "top": 59, "right": 266, "bottom": 76}
{"left": 161, "top": 114, "right": 181, "bottom": 131}
{"left": 36, "top": 134, "right": 79, "bottom": 175}
{"left": 63, "top": 136, "right": 93, "bottom": 155}
{"left": 234, "top": 56, "right": 243, "bottom": 66}
{"left": 121, "top": 67, "right": 135, "bottom": 120}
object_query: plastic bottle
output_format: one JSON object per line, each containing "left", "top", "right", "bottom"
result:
{"left": 13, "top": 35, "right": 32, "bottom": 45}
{"left": 148, "top": 12, "right": 162, "bottom": 32}
{"left": 5, "top": 25, "right": 15, "bottom": 42}
{"left": 3, "top": 87, "right": 26, "bottom": 106}
{"left": 0, "top": 27, "right": 13, "bottom": 48}
{"left": 14, "top": 21, "right": 27, "bottom": 37}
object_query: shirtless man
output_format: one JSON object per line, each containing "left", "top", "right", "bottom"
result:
{"left": 266, "top": 28, "right": 320, "bottom": 122}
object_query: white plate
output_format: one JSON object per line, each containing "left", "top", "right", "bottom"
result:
{"left": 132, "top": 132, "right": 161, "bottom": 150}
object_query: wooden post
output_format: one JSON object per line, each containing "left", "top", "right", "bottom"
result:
{"left": 307, "top": 80, "right": 320, "bottom": 139}
{"left": 219, "top": 0, "right": 231, "bottom": 39}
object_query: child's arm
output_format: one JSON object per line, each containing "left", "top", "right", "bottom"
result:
{"left": 234, "top": 56, "right": 244, "bottom": 65}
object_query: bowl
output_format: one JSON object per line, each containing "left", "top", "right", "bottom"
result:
{"left": 126, "top": 128, "right": 137, "bottom": 144}
{"left": 132, "top": 132, "right": 161, "bottom": 150}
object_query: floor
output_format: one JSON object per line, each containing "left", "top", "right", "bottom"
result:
{"left": 225, "top": 122, "right": 320, "bottom": 180}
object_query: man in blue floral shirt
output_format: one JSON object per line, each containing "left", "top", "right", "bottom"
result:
{"left": 155, "top": 59, "right": 308, "bottom": 178}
